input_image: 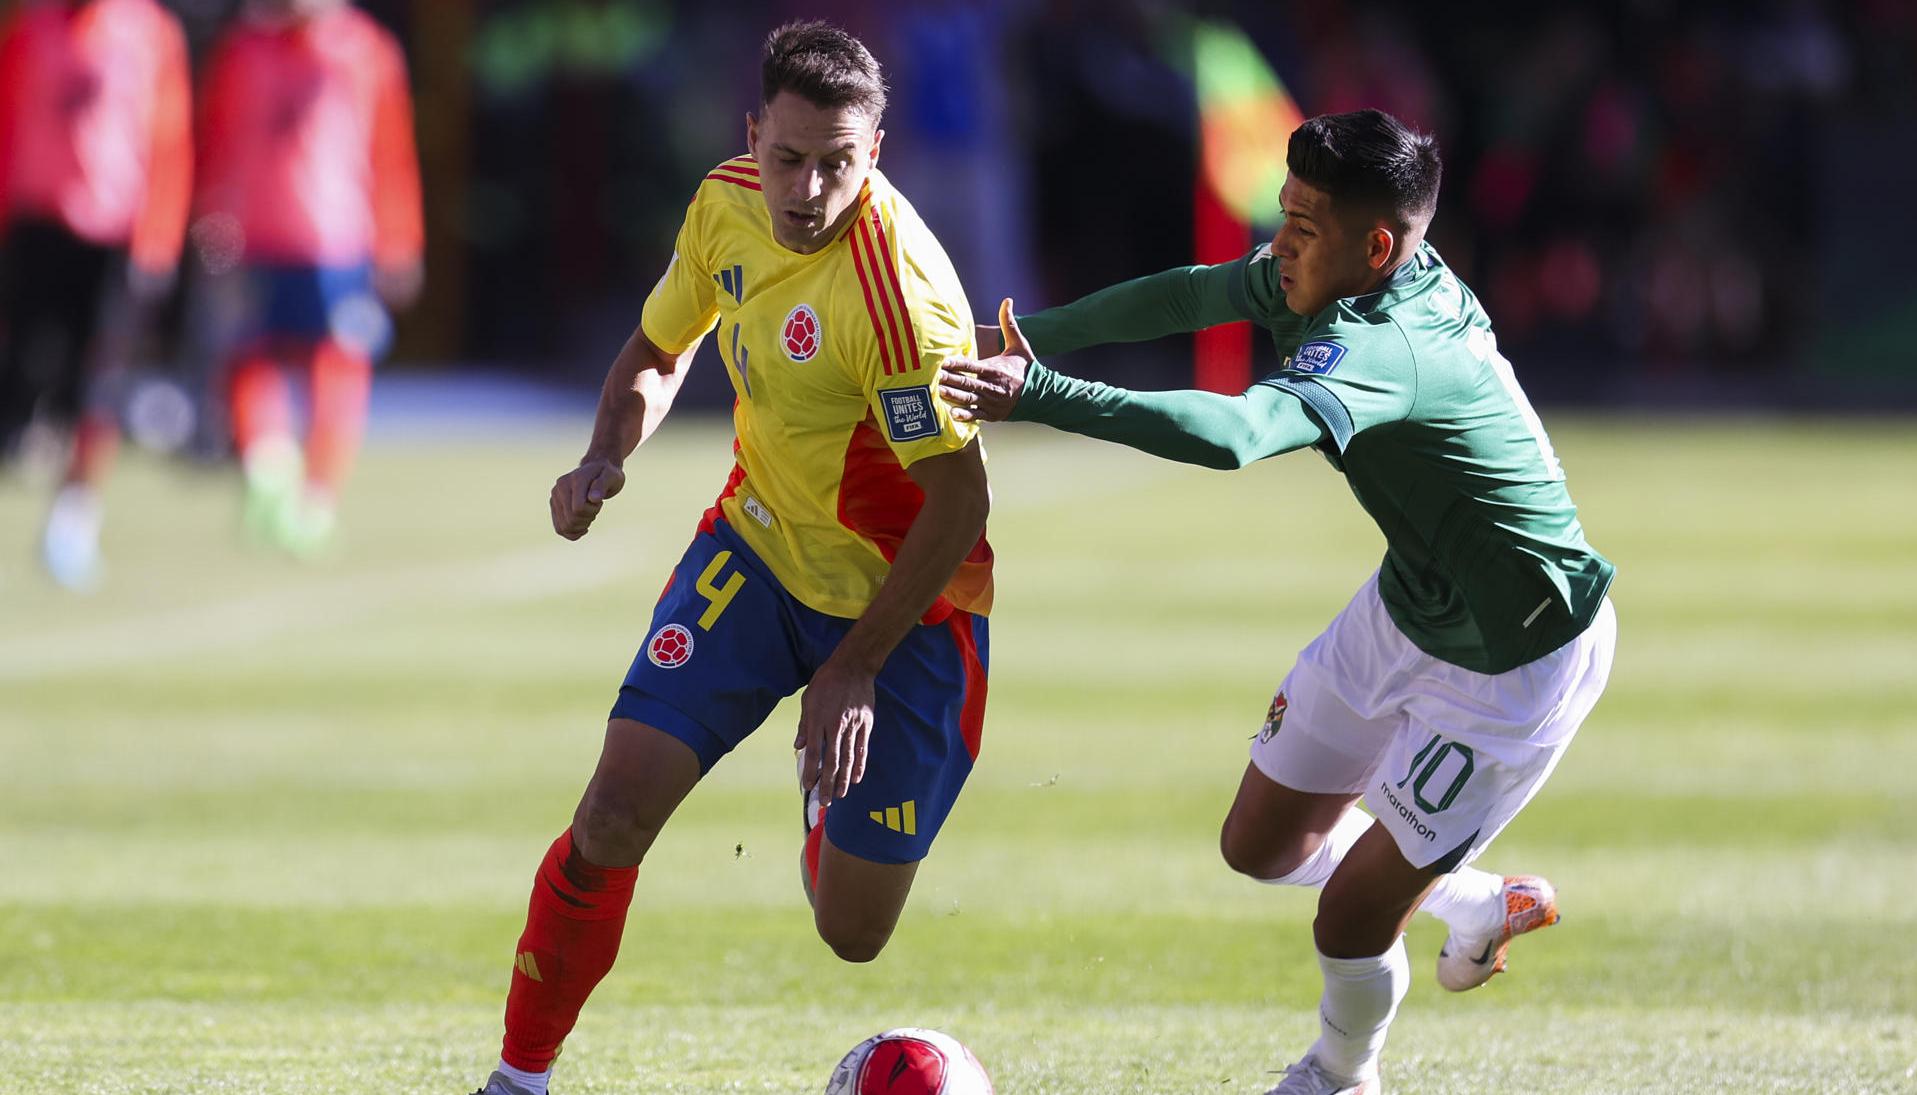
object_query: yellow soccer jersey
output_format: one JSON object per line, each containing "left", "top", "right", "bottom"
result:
{"left": 640, "top": 156, "right": 993, "bottom": 621}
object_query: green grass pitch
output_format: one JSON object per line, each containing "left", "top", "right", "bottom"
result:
{"left": 2, "top": 415, "right": 1914, "bottom": 1093}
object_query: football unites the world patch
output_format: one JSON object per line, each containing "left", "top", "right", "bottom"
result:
{"left": 880, "top": 385, "right": 939, "bottom": 442}
{"left": 646, "top": 623, "right": 694, "bottom": 668}
{"left": 782, "top": 303, "right": 821, "bottom": 362}
{"left": 1288, "top": 340, "right": 1347, "bottom": 375}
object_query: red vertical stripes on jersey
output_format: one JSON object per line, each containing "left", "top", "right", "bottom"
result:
{"left": 867, "top": 210, "right": 921, "bottom": 370}
{"left": 851, "top": 209, "right": 915, "bottom": 376}
{"left": 847, "top": 211, "right": 897, "bottom": 376}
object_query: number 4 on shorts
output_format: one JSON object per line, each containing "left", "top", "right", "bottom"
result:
{"left": 694, "top": 550, "right": 745, "bottom": 630}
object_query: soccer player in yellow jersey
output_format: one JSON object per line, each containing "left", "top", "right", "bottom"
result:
{"left": 471, "top": 22, "right": 993, "bottom": 1095}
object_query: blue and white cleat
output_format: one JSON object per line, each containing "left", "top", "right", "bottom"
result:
{"left": 1265, "top": 1054, "right": 1379, "bottom": 1094}
{"left": 470, "top": 1070, "right": 542, "bottom": 1095}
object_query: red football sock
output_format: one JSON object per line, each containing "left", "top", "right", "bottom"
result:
{"left": 64, "top": 411, "right": 119, "bottom": 487}
{"left": 500, "top": 829, "right": 638, "bottom": 1073}
{"left": 304, "top": 338, "right": 370, "bottom": 495}
{"left": 227, "top": 350, "right": 291, "bottom": 454}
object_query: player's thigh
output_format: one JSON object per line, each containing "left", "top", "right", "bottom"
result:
{"left": 818, "top": 610, "right": 986, "bottom": 867}
{"left": 572, "top": 718, "right": 704, "bottom": 866}
{"left": 1234, "top": 638, "right": 1404, "bottom": 872}
{"left": 611, "top": 519, "right": 810, "bottom": 774}
{"left": 1219, "top": 761, "right": 1361, "bottom": 879}
{"left": 812, "top": 831, "right": 920, "bottom": 962}
{"left": 809, "top": 610, "right": 981, "bottom": 959}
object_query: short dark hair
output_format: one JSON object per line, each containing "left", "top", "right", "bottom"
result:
{"left": 1287, "top": 109, "right": 1442, "bottom": 231}
{"left": 761, "top": 20, "right": 887, "bottom": 121}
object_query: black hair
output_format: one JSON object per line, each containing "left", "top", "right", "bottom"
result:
{"left": 1287, "top": 109, "right": 1442, "bottom": 230}
{"left": 761, "top": 20, "right": 887, "bottom": 120}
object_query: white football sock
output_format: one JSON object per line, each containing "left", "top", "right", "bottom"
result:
{"left": 1260, "top": 813, "right": 1507, "bottom": 942}
{"left": 1417, "top": 866, "right": 1506, "bottom": 941}
{"left": 1260, "top": 808, "right": 1372, "bottom": 888}
{"left": 1309, "top": 937, "right": 1409, "bottom": 1083}
{"left": 496, "top": 1060, "right": 550, "bottom": 1095}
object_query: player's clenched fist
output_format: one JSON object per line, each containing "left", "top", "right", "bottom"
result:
{"left": 551, "top": 458, "right": 626, "bottom": 539}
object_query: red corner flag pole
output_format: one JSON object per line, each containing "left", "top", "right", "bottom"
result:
{"left": 1188, "top": 18, "right": 1303, "bottom": 393}
{"left": 1193, "top": 168, "right": 1252, "bottom": 394}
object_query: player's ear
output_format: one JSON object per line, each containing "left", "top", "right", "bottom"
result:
{"left": 745, "top": 112, "right": 760, "bottom": 154}
{"left": 868, "top": 127, "right": 884, "bottom": 165}
{"left": 1366, "top": 225, "right": 1396, "bottom": 270}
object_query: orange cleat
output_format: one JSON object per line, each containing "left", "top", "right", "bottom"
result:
{"left": 1435, "top": 874, "right": 1560, "bottom": 992}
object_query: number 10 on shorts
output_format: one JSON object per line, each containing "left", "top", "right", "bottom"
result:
{"left": 1397, "top": 732, "right": 1476, "bottom": 814}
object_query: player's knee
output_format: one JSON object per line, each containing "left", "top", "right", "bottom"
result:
{"left": 816, "top": 921, "right": 891, "bottom": 964}
{"left": 1219, "top": 816, "right": 1303, "bottom": 881}
{"left": 1312, "top": 883, "right": 1395, "bottom": 958}
{"left": 573, "top": 784, "right": 667, "bottom": 864}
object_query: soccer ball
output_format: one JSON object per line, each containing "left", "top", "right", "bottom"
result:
{"left": 823, "top": 1028, "right": 993, "bottom": 1094}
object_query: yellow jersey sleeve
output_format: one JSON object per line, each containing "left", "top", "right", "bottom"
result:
{"left": 640, "top": 193, "right": 721, "bottom": 355}
{"left": 845, "top": 202, "right": 980, "bottom": 468}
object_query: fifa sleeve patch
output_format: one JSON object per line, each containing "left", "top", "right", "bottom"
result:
{"left": 1288, "top": 341, "right": 1347, "bottom": 375}
{"left": 880, "top": 385, "right": 940, "bottom": 442}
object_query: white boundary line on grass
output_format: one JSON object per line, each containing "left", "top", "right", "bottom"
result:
{"left": 2, "top": 437, "right": 1184, "bottom": 682}
{"left": 0, "top": 537, "right": 635, "bottom": 683}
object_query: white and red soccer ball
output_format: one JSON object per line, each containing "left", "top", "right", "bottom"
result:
{"left": 824, "top": 1028, "right": 993, "bottom": 1094}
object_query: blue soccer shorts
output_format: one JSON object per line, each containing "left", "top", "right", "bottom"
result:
{"left": 244, "top": 261, "right": 392, "bottom": 359}
{"left": 611, "top": 517, "right": 988, "bottom": 865}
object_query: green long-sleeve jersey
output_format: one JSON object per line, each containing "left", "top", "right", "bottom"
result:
{"left": 1009, "top": 240, "right": 1614, "bottom": 674}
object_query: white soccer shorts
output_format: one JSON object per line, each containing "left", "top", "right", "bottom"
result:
{"left": 1249, "top": 572, "right": 1616, "bottom": 871}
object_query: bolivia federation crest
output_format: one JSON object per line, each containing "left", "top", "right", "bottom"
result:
{"left": 1257, "top": 691, "right": 1288, "bottom": 742}
{"left": 647, "top": 623, "right": 694, "bottom": 669}
{"left": 782, "top": 303, "right": 821, "bottom": 362}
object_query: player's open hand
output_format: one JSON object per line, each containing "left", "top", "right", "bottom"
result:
{"left": 551, "top": 458, "right": 626, "bottom": 540}
{"left": 795, "top": 656, "right": 877, "bottom": 807}
{"left": 940, "top": 297, "right": 1032, "bottom": 423}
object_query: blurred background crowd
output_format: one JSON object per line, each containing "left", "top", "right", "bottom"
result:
{"left": 2, "top": 0, "right": 1912, "bottom": 586}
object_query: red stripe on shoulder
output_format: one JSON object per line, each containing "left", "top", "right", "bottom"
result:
{"left": 704, "top": 171, "right": 761, "bottom": 190}
{"left": 868, "top": 211, "right": 921, "bottom": 371}
{"left": 856, "top": 217, "right": 913, "bottom": 381}
{"left": 717, "top": 156, "right": 760, "bottom": 176}
{"left": 848, "top": 224, "right": 897, "bottom": 376}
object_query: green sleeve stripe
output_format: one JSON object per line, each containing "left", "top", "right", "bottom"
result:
{"left": 1262, "top": 377, "right": 1353, "bottom": 451}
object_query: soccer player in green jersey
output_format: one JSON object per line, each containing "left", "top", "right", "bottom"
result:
{"left": 939, "top": 109, "right": 1616, "bottom": 1095}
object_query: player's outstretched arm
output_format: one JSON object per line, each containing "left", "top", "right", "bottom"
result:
{"left": 942, "top": 299, "right": 1325, "bottom": 471}
{"left": 551, "top": 326, "right": 697, "bottom": 541}
{"left": 1013, "top": 259, "right": 1249, "bottom": 358}
{"left": 796, "top": 439, "right": 990, "bottom": 806}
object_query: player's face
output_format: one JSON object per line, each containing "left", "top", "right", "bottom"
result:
{"left": 1270, "top": 176, "right": 1389, "bottom": 317}
{"left": 748, "top": 92, "right": 883, "bottom": 255}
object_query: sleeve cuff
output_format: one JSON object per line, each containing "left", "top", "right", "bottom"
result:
{"left": 1007, "top": 361, "right": 1057, "bottom": 422}
{"left": 1261, "top": 376, "right": 1354, "bottom": 451}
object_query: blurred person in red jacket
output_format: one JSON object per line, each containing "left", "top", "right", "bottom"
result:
{"left": 195, "top": 0, "right": 422, "bottom": 557}
{"left": 0, "top": 0, "right": 191, "bottom": 589}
